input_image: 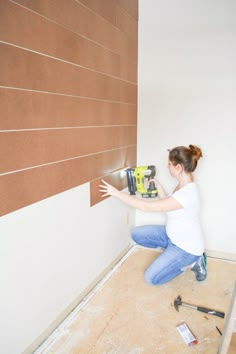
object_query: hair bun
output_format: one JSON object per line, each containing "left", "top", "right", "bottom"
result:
{"left": 189, "top": 145, "right": 203, "bottom": 160}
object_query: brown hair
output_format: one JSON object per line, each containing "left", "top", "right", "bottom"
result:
{"left": 168, "top": 145, "right": 203, "bottom": 172}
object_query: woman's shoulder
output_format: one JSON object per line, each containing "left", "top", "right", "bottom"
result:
{"left": 173, "top": 182, "right": 196, "bottom": 192}
{"left": 173, "top": 182, "right": 198, "bottom": 197}
{"left": 185, "top": 182, "right": 197, "bottom": 188}
{"left": 172, "top": 182, "right": 200, "bottom": 207}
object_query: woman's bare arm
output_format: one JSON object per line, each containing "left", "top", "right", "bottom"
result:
{"left": 99, "top": 180, "right": 182, "bottom": 212}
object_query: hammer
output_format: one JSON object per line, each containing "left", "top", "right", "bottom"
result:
{"left": 174, "top": 295, "right": 225, "bottom": 318}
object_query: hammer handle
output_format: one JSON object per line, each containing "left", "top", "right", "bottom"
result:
{"left": 197, "top": 306, "right": 225, "bottom": 318}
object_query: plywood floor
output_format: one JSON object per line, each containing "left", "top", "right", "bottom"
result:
{"left": 36, "top": 247, "right": 236, "bottom": 354}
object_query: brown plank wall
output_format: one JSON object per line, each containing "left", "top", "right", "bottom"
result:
{"left": 0, "top": 0, "right": 138, "bottom": 216}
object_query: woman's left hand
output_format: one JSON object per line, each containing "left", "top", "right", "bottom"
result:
{"left": 99, "top": 179, "right": 119, "bottom": 197}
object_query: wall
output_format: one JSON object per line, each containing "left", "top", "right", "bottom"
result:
{"left": 0, "top": 0, "right": 138, "bottom": 214}
{"left": 137, "top": 0, "right": 236, "bottom": 257}
{"left": 0, "top": 1, "right": 138, "bottom": 353}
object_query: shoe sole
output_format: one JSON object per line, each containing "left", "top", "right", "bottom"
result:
{"left": 197, "top": 252, "right": 207, "bottom": 281}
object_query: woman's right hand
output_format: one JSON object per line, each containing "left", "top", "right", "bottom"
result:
{"left": 149, "top": 179, "right": 167, "bottom": 198}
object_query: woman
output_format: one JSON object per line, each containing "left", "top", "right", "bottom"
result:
{"left": 99, "top": 145, "right": 207, "bottom": 285}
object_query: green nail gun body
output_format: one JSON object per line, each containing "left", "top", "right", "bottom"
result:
{"left": 126, "top": 165, "right": 158, "bottom": 198}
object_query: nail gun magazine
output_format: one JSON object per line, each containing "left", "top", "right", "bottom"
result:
{"left": 126, "top": 165, "right": 158, "bottom": 198}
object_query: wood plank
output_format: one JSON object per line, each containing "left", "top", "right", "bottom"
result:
{"left": 0, "top": 0, "right": 136, "bottom": 82}
{"left": 0, "top": 43, "right": 137, "bottom": 103}
{"left": 13, "top": 0, "right": 137, "bottom": 60}
{"left": 0, "top": 126, "right": 137, "bottom": 174}
{"left": 117, "top": 0, "right": 139, "bottom": 20}
{"left": 0, "top": 146, "right": 136, "bottom": 216}
{"left": 79, "top": 0, "right": 138, "bottom": 40}
{"left": 0, "top": 88, "right": 137, "bottom": 130}
{"left": 90, "top": 171, "right": 129, "bottom": 206}
{"left": 218, "top": 282, "right": 236, "bottom": 353}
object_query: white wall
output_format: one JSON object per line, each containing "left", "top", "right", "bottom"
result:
{"left": 0, "top": 184, "right": 134, "bottom": 354}
{"left": 1, "top": 2, "right": 236, "bottom": 352}
{"left": 137, "top": 0, "right": 236, "bottom": 256}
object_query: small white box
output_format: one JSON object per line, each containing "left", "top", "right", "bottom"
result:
{"left": 176, "top": 322, "right": 198, "bottom": 346}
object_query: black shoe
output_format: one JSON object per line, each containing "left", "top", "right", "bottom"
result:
{"left": 191, "top": 252, "right": 207, "bottom": 281}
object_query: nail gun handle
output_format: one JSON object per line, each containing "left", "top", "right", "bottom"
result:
{"left": 197, "top": 306, "right": 225, "bottom": 318}
{"left": 148, "top": 181, "right": 155, "bottom": 191}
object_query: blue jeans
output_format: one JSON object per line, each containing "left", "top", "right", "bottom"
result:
{"left": 131, "top": 225, "right": 200, "bottom": 285}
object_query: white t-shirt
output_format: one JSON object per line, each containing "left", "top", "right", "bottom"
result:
{"left": 166, "top": 182, "right": 204, "bottom": 255}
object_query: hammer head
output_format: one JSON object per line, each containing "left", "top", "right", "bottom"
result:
{"left": 174, "top": 295, "right": 182, "bottom": 311}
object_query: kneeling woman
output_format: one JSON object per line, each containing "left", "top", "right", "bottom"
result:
{"left": 99, "top": 145, "right": 207, "bottom": 285}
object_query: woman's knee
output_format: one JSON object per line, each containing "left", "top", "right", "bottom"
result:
{"left": 143, "top": 255, "right": 179, "bottom": 285}
{"left": 131, "top": 226, "right": 145, "bottom": 244}
{"left": 144, "top": 269, "right": 161, "bottom": 285}
{"left": 144, "top": 265, "right": 183, "bottom": 285}
{"left": 144, "top": 270, "right": 155, "bottom": 285}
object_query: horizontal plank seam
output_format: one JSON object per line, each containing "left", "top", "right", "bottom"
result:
{"left": 0, "top": 125, "right": 137, "bottom": 132}
{"left": 74, "top": 0, "right": 138, "bottom": 28}
{"left": 0, "top": 40, "right": 137, "bottom": 84}
{"left": 0, "top": 86, "right": 137, "bottom": 105}
{"left": 0, "top": 144, "right": 137, "bottom": 176}
{"left": 11, "top": 0, "right": 138, "bottom": 43}
{"left": 9, "top": 0, "right": 138, "bottom": 63}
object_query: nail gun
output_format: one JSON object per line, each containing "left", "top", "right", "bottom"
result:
{"left": 126, "top": 165, "right": 158, "bottom": 198}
